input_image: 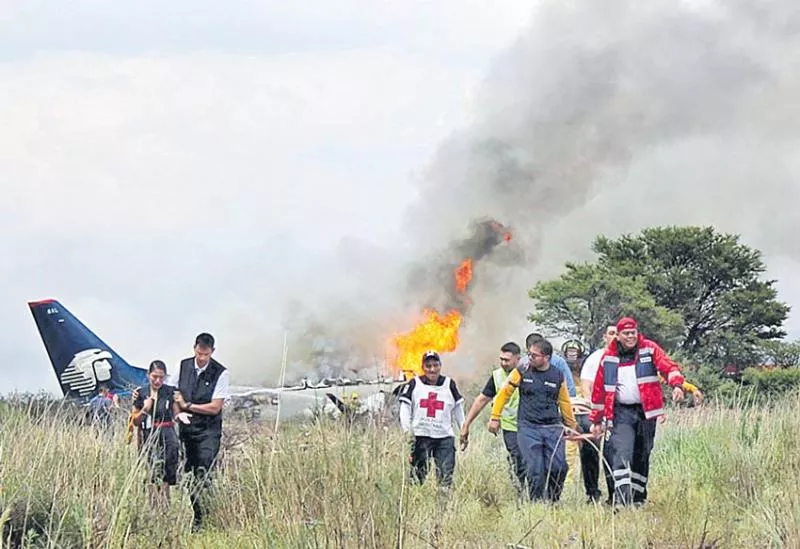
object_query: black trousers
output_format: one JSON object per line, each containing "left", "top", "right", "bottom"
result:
{"left": 576, "top": 414, "right": 601, "bottom": 500}
{"left": 576, "top": 414, "right": 615, "bottom": 501}
{"left": 180, "top": 427, "right": 221, "bottom": 525}
{"left": 141, "top": 426, "right": 180, "bottom": 486}
{"left": 410, "top": 436, "right": 455, "bottom": 487}
{"left": 606, "top": 403, "right": 656, "bottom": 506}
{"left": 502, "top": 429, "right": 527, "bottom": 496}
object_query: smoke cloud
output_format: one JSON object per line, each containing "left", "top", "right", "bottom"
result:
{"left": 236, "top": 0, "right": 800, "bottom": 385}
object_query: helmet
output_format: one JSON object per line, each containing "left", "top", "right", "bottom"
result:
{"left": 561, "top": 339, "right": 586, "bottom": 361}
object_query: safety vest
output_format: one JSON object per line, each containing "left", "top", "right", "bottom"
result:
{"left": 492, "top": 367, "right": 519, "bottom": 432}
{"left": 408, "top": 376, "right": 459, "bottom": 438}
{"left": 589, "top": 339, "right": 685, "bottom": 425}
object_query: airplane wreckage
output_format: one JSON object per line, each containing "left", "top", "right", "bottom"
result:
{"left": 29, "top": 218, "right": 515, "bottom": 426}
{"left": 227, "top": 376, "right": 404, "bottom": 424}
{"left": 228, "top": 219, "right": 515, "bottom": 424}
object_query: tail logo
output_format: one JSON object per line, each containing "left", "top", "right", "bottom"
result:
{"left": 60, "top": 349, "right": 113, "bottom": 396}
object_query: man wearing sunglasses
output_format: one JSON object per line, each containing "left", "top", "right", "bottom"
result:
{"left": 588, "top": 317, "right": 685, "bottom": 507}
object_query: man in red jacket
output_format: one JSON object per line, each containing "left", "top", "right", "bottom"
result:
{"left": 589, "top": 317, "right": 685, "bottom": 506}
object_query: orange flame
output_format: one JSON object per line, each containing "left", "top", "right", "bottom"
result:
{"left": 389, "top": 309, "right": 462, "bottom": 379}
{"left": 454, "top": 258, "right": 473, "bottom": 293}
{"left": 387, "top": 222, "right": 513, "bottom": 379}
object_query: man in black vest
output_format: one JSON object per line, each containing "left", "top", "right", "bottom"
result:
{"left": 173, "top": 332, "right": 230, "bottom": 530}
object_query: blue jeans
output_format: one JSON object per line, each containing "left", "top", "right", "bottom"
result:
{"left": 518, "top": 424, "right": 568, "bottom": 502}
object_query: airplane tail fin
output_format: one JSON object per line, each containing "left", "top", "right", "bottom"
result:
{"left": 28, "top": 299, "right": 147, "bottom": 401}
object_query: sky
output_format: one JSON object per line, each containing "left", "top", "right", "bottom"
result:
{"left": 0, "top": 1, "right": 533, "bottom": 394}
{"left": 4, "top": 0, "right": 800, "bottom": 395}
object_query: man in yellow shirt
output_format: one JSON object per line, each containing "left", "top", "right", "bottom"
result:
{"left": 488, "top": 338, "right": 577, "bottom": 502}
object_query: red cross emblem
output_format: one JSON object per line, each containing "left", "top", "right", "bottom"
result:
{"left": 420, "top": 392, "right": 445, "bottom": 417}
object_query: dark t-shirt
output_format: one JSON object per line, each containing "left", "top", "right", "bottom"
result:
{"left": 133, "top": 384, "right": 176, "bottom": 424}
{"left": 481, "top": 375, "right": 498, "bottom": 398}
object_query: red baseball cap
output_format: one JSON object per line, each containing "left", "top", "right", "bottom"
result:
{"left": 616, "top": 317, "right": 638, "bottom": 332}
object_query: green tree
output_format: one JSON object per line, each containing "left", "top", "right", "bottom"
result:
{"left": 530, "top": 226, "right": 790, "bottom": 365}
{"left": 528, "top": 262, "right": 684, "bottom": 349}
{"left": 759, "top": 339, "right": 800, "bottom": 368}
{"left": 593, "top": 226, "right": 789, "bottom": 364}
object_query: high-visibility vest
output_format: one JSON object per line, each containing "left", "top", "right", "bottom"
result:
{"left": 492, "top": 367, "right": 519, "bottom": 432}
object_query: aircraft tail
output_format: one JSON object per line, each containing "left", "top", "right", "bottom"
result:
{"left": 28, "top": 299, "right": 147, "bottom": 401}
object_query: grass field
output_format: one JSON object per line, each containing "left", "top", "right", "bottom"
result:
{"left": 1, "top": 392, "right": 799, "bottom": 548}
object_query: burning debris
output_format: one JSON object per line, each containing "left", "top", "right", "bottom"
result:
{"left": 273, "top": 217, "right": 514, "bottom": 385}
{"left": 454, "top": 258, "right": 473, "bottom": 294}
{"left": 388, "top": 217, "right": 513, "bottom": 379}
{"left": 388, "top": 309, "right": 462, "bottom": 380}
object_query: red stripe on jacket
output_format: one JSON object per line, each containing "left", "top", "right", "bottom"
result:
{"left": 589, "top": 335, "right": 684, "bottom": 424}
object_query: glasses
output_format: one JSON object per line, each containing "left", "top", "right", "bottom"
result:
{"left": 528, "top": 352, "right": 546, "bottom": 360}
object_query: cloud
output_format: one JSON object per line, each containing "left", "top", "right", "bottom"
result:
{"left": 0, "top": 2, "right": 532, "bottom": 393}
{"left": 401, "top": 0, "right": 800, "bottom": 357}
{"left": 7, "top": 0, "right": 800, "bottom": 395}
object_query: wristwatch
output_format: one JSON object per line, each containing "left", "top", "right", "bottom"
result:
{"left": 186, "top": 402, "right": 193, "bottom": 411}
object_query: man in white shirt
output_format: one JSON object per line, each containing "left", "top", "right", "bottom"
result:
{"left": 578, "top": 324, "right": 617, "bottom": 503}
{"left": 173, "top": 332, "right": 230, "bottom": 530}
{"left": 580, "top": 326, "right": 618, "bottom": 398}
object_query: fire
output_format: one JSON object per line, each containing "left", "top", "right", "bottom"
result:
{"left": 454, "top": 258, "right": 473, "bottom": 293}
{"left": 387, "top": 218, "right": 513, "bottom": 380}
{"left": 489, "top": 220, "right": 513, "bottom": 243}
{"left": 389, "top": 309, "right": 462, "bottom": 379}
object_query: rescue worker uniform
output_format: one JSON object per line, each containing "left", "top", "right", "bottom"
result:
{"left": 399, "top": 370, "right": 465, "bottom": 487}
{"left": 133, "top": 384, "right": 180, "bottom": 486}
{"left": 175, "top": 357, "right": 230, "bottom": 526}
{"left": 492, "top": 363, "right": 577, "bottom": 502}
{"left": 480, "top": 367, "right": 526, "bottom": 493}
{"left": 518, "top": 352, "right": 579, "bottom": 490}
{"left": 589, "top": 327, "right": 684, "bottom": 506}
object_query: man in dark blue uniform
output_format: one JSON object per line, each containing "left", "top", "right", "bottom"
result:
{"left": 173, "top": 333, "right": 230, "bottom": 530}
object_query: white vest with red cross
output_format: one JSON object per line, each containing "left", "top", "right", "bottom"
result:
{"left": 409, "top": 376, "right": 458, "bottom": 438}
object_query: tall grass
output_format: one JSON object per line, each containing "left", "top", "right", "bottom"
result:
{"left": 1, "top": 392, "right": 799, "bottom": 548}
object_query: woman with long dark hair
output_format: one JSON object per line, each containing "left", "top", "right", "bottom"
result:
{"left": 132, "top": 360, "right": 186, "bottom": 502}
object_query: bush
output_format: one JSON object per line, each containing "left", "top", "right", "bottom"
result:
{"left": 741, "top": 367, "right": 800, "bottom": 400}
